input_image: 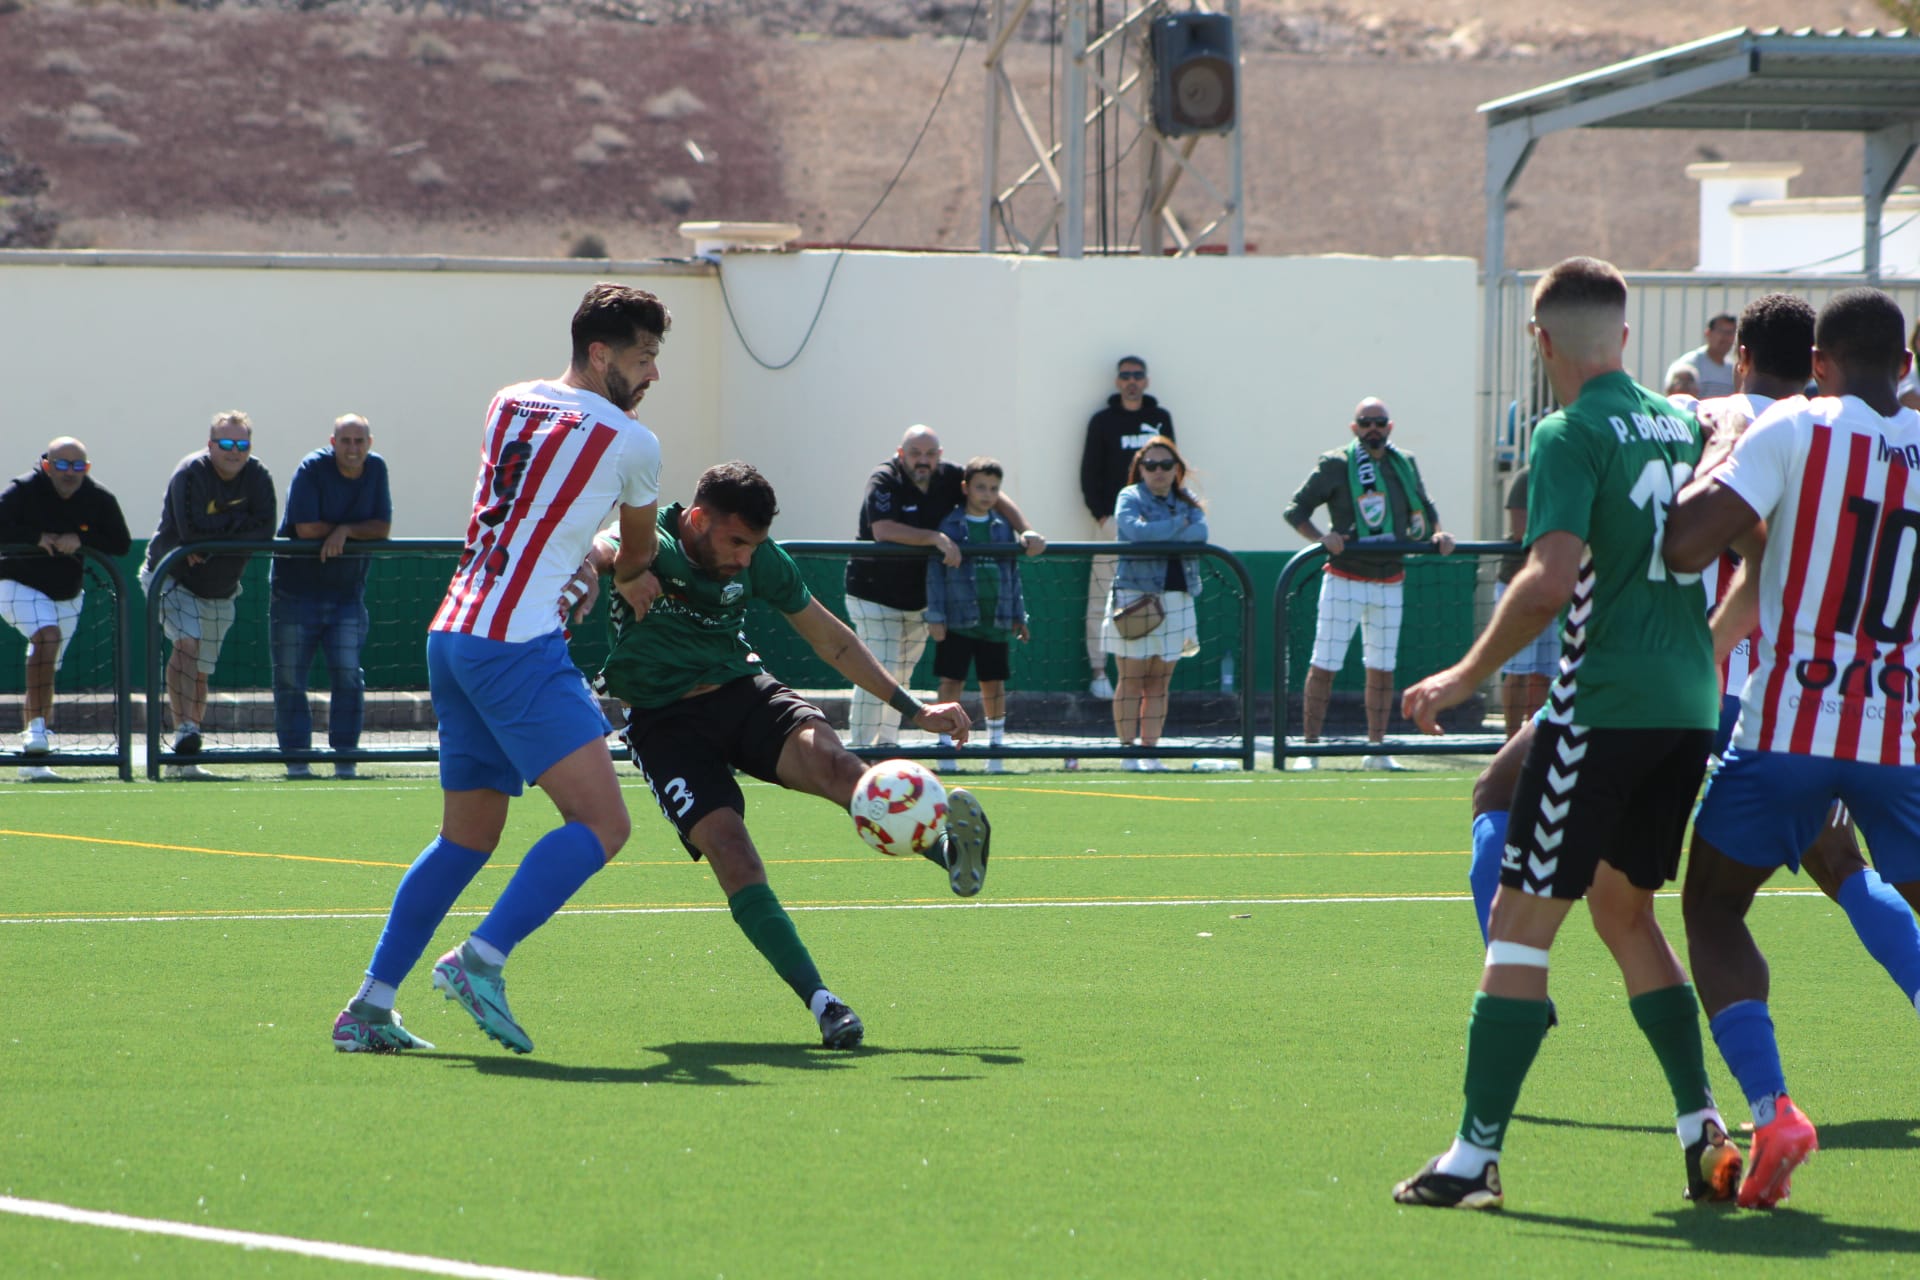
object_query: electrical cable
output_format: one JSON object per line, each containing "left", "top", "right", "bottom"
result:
{"left": 716, "top": 0, "right": 987, "bottom": 371}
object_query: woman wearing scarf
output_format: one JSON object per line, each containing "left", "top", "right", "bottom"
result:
{"left": 1104, "top": 436, "right": 1207, "bottom": 772}
{"left": 1284, "top": 398, "right": 1455, "bottom": 770}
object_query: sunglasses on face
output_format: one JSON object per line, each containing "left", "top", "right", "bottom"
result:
{"left": 1354, "top": 416, "right": 1390, "bottom": 428}
{"left": 214, "top": 438, "right": 251, "bottom": 452}
{"left": 44, "top": 458, "right": 90, "bottom": 473}
{"left": 1139, "top": 458, "right": 1177, "bottom": 472}
{"left": 1117, "top": 370, "right": 1147, "bottom": 381}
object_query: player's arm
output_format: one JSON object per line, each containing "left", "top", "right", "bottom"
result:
{"left": 1664, "top": 481, "right": 1761, "bottom": 575}
{"left": 1710, "top": 549, "right": 1763, "bottom": 665}
{"left": 1402, "top": 531, "right": 1580, "bottom": 734}
{"left": 785, "top": 598, "right": 970, "bottom": 742}
{"left": 612, "top": 501, "right": 660, "bottom": 617}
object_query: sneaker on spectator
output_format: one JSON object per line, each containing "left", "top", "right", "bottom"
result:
{"left": 171, "top": 721, "right": 202, "bottom": 755}
{"left": 1141, "top": 757, "right": 1169, "bottom": 772}
{"left": 1122, "top": 757, "right": 1146, "bottom": 773}
{"left": 168, "top": 763, "right": 219, "bottom": 781}
{"left": 334, "top": 762, "right": 358, "bottom": 780}
{"left": 1362, "top": 754, "right": 1406, "bottom": 772}
{"left": 18, "top": 765, "right": 61, "bottom": 782}
{"left": 1063, "top": 757, "right": 1081, "bottom": 772}
{"left": 286, "top": 763, "right": 314, "bottom": 780}
{"left": 986, "top": 757, "right": 1007, "bottom": 775}
{"left": 1089, "top": 674, "right": 1115, "bottom": 700}
{"left": 1286, "top": 755, "right": 1318, "bottom": 772}
{"left": 22, "top": 719, "right": 50, "bottom": 756}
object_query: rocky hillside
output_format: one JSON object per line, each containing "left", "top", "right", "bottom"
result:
{"left": 0, "top": 0, "right": 1891, "bottom": 266}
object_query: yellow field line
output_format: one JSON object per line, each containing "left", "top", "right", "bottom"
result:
{"left": 1, "top": 826, "right": 1465, "bottom": 869}
{"left": 0, "top": 828, "right": 411, "bottom": 869}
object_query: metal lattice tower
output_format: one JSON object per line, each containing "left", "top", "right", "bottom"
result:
{"left": 979, "top": 0, "right": 1245, "bottom": 257}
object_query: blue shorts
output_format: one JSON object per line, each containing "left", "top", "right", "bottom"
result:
{"left": 427, "top": 629, "right": 612, "bottom": 796}
{"left": 1494, "top": 585, "right": 1559, "bottom": 677}
{"left": 1694, "top": 747, "right": 1920, "bottom": 880}
{"left": 1712, "top": 693, "right": 1742, "bottom": 760}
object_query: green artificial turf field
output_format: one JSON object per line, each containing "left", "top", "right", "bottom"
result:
{"left": 3, "top": 767, "right": 1918, "bottom": 1278}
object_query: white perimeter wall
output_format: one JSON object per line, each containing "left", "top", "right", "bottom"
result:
{"left": 0, "top": 250, "right": 1481, "bottom": 549}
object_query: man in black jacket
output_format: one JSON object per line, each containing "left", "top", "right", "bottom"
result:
{"left": 1078, "top": 356, "right": 1174, "bottom": 700}
{"left": 0, "top": 437, "right": 131, "bottom": 779}
{"left": 139, "top": 411, "right": 277, "bottom": 773}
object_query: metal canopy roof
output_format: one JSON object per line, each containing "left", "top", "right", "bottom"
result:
{"left": 1481, "top": 28, "right": 1920, "bottom": 280}
{"left": 1482, "top": 28, "right": 1920, "bottom": 137}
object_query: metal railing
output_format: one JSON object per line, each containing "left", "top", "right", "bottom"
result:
{"left": 1272, "top": 540, "right": 1522, "bottom": 769}
{"left": 142, "top": 539, "right": 464, "bottom": 779}
{"left": 782, "top": 540, "right": 1260, "bottom": 770}
{"left": 0, "top": 544, "right": 133, "bottom": 780}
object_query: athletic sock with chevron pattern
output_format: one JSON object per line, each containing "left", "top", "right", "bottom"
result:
{"left": 1452, "top": 992, "right": 1552, "bottom": 1161}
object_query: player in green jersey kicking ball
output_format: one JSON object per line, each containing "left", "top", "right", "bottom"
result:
{"left": 576, "top": 461, "right": 992, "bottom": 1049}
{"left": 1392, "top": 258, "right": 1738, "bottom": 1210}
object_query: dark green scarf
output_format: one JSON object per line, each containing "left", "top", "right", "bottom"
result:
{"left": 1345, "top": 441, "right": 1425, "bottom": 540}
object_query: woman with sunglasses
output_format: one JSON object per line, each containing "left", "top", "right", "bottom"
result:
{"left": 1103, "top": 436, "right": 1206, "bottom": 771}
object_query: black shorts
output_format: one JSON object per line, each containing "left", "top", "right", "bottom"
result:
{"left": 933, "top": 632, "right": 1011, "bottom": 683}
{"left": 1501, "top": 722, "right": 1713, "bottom": 897}
{"left": 620, "top": 674, "right": 827, "bottom": 856}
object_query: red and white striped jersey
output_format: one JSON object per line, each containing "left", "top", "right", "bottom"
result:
{"left": 1718, "top": 394, "right": 1920, "bottom": 763}
{"left": 431, "top": 380, "right": 660, "bottom": 644}
{"left": 1697, "top": 393, "right": 1780, "bottom": 695}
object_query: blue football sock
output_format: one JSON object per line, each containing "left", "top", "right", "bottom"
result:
{"left": 367, "top": 834, "right": 492, "bottom": 987}
{"left": 1708, "top": 999, "right": 1788, "bottom": 1117}
{"left": 472, "top": 822, "right": 607, "bottom": 958}
{"left": 1836, "top": 867, "right": 1920, "bottom": 1005}
{"left": 1469, "top": 810, "right": 1507, "bottom": 946}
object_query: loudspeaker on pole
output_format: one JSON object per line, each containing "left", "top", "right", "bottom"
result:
{"left": 1150, "top": 13, "right": 1237, "bottom": 137}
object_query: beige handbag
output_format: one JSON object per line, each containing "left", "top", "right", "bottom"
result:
{"left": 1111, "top": 593, "right": 1166, "bottom": 640}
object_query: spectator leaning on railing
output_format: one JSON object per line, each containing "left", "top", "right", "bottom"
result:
{"left": 0, "top": 435, "right": 131, "bottom": 780}
{"left": 139, "top": 410, "right": 276, "bottom": 777}
{"left": 270, "top": 413, "right": 392, "bottom": 780}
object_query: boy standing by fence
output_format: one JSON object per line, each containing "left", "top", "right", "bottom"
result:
{"left": 926, "top": 458, "right": 1028, "bottom": 772}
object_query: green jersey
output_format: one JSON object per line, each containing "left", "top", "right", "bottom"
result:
{"left": 1525, "top": 371, "right": 1718, "bottom": 730}
{"left": 599, "top": 504, "right": 813, "bottom": 709}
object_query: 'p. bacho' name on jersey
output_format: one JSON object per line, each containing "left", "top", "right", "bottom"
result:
{"left": 1607, "top": 411, "right": 1695, "bottom": 445}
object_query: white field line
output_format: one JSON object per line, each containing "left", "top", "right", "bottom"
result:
{"left": 2, "top": 889, "right": 1827, "bottom": 927}
{"left": 0, "top": 1195, "right": 594, "bottom": 1280}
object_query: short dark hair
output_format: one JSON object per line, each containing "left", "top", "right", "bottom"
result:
{"left": 1117, "top": 355, "right": 1147, "bottom": 373}
{"left": 1531, "top": 256, "right": 1627, "bottom": 314}
{"left": 1708, "top": 313, "right": 1738, "bottom": 330}
{"left": 963, "top": 456, "right": 1004, "bottom": 484}
{"left": 570, "top": 283, "right": 671, "bottom": 367}
{"left": 1816, "top": 288, "right": 1907, "bottom": 375}
{"left": 1737, "top": 294, "right": 1815, "bottom": 382}
{"left": 693, "top": 461, "right": 778, "bottom": 531}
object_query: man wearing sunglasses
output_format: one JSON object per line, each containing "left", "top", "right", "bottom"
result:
{"left": 140, "top": 410, "right": 277, "bottom": 777}
{"left": 1284, "top": 397, "right": 1454, "bottom": 771}
{"left": 0, "top": 437, "right": 132, "bottom": 780}
{"left": 1079, "top": 356, "right": 1175, "bottom": 704}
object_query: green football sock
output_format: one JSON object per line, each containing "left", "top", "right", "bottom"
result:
{"left": 729, "top": 882, "right": 826, "bottom": 1005}
{"left": 1456, "top": 992, "right": 1553, "bottom": 1152}
{"left": 1629, "top": 982, "right": 1715, "bottom": 1117}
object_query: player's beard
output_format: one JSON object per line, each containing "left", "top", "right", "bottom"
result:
{"left": 683, "top": 531, "right": 745, "bottom": 579}
{"left": 605, "top": 369, "right": 650, "bottom": 413}
{"left": 1360, "top": 431, "right": 1388, "bottom": 452}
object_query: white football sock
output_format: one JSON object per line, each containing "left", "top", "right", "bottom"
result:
{"left": 353, "top": 978, "right": 398, "bottom": 1012}
{"left": 466, "top": 935, "right": 507, "bottom": 969}
{"left": 1435, "top": 1137, "right": 1499, "bottom": 1179}
{"left": 809, "top": 989, "right": 838, "bottom": 1019}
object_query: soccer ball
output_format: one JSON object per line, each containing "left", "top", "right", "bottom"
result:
{"left": 850, "top": 759, "right": 948, "bottom": 857}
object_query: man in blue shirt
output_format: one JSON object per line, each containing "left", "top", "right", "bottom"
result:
{"left": 271, "top": 414, "right": 392, "bottom": 779}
